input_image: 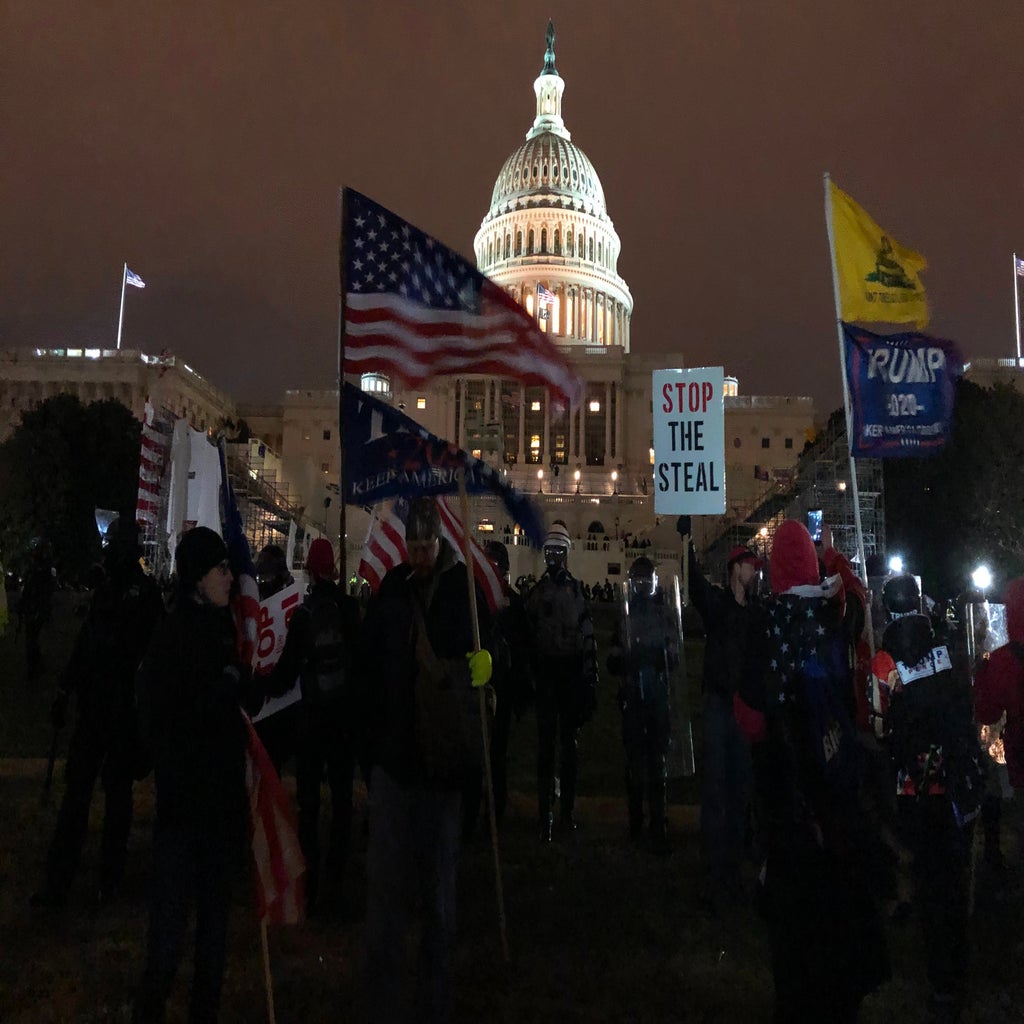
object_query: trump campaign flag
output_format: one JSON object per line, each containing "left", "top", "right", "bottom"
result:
{"left": 340, "top": 188, "right": 583, "bottom": 408}
{"left": 843, "top": 322, "right": 963, "bottom": 457}
{"left": 358, "top": 496, "right": 506, "bottom": 613}
{"left": 344, "top": 382, "right": 545, "bottom": 547}
{"left": 828, "top": 179, "right": 928, "bottom": 329}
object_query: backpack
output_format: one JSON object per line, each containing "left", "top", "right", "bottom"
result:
{"left": 302, "top": 591, "right": 349, "bottom": 708}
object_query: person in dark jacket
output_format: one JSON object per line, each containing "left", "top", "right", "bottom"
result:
{"left": 524, "top": 521, "right": 598, "bottom": 841}
{"left": 678, "top": 516, "right": 766, "bottom": 906}
{"left": 268, "top": 537, "right": 361, "bottom": 915}
{"left": 736, "top": 520, "right": 889, "bottom": 1023}
{"left": 360, "top": 497, "right": 492, "bottom": 1024}
{"left": 133, "top": 527, "right": 254, "bottom": 1024}
{"left": 31, "top": 519, "right": 164, "bottom": 909}
{"left": 873, "top": 572, "right": 985, "bottom": 1024}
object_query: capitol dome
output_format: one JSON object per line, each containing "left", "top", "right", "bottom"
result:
{"left": 474, "top": 23, "right": 633, "bottom": 351}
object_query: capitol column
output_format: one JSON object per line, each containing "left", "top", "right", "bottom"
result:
{"left": 517, "top": 386, "right": 526, "bottom": 467}
{"left": 614, "top": 381, "right": 623, "bottom": 464}
{"left": 603, "top": 381, "right": 612, "bottom": 464}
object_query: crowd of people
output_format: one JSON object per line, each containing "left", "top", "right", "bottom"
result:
{"left": 13, "top": 504, "right": 1024, "bottom": 1023}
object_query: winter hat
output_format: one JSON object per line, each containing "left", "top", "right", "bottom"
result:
{"left": 175, "top": 527, "right": 228, "bottom": 591}
{"left": 305, "top": 538, "right": 337, "bottom": 580}
{"left": 544, "top": 522, "right": 572, "bottom": 550}
{"left": 769, "top": 519, "right": 819, "bottom": 595}
{"left": 727, "top": 545, "right": 763, "bottom": 572}
{"left": 882, "top": 574, "right": 920, "bottom": 617}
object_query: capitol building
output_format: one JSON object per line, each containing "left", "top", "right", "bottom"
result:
{"left": 1, "top": 25, "right": 820, "bottom": 580}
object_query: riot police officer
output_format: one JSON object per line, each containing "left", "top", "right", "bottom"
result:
{"left": 524, "top": 522, "right": 597, "bottom": 841}
{"left": 608, "top": 556, "right": 675, "bottom": 854}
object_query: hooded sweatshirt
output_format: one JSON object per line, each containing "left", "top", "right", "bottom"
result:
{"left": 974, "top": 576, "right": 1024, "bottom": 788}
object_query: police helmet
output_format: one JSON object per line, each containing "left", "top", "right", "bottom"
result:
{"left": 627, "top": 556, "right": 658, "bottom": 599}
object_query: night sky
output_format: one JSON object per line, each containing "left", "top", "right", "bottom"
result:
{"left": 5, "top": 2, "right": 1024, "bottom": 417}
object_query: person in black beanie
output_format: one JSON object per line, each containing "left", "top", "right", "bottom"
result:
{"left": 133, "top": 526, "right": 257, "bottom": 1024}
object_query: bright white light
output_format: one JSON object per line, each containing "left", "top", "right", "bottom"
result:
{"left": 888, "top": 555, "right": 903, "bottom": 574}
{"left": 837, "top": 481, "right": 847, "bottom": 492}
{"left": 972, "top": 565, "right": 992, "bottom": 591}
{"left": 611, "top": 470, "right": 618, "bottom": 482}
{"left": 574, "top": 469, "right": 580, "bottom": 481}
{"left": 537, "top": 469, "right": 544, "bottom": 480}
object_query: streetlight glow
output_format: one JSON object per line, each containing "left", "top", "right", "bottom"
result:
{"left": 972, "top": 564, "right": 992, "bottom": 592}
{"left": 888, "top": 555, "right": 903, "bottom": 574}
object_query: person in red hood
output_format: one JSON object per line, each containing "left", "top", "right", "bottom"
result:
{"left": 974, "top": 576, "right": 1024, "bottom": 861}
{"left": 736, "top": 519, "right": 889, "bottom": 1024}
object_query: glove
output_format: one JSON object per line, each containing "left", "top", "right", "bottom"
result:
{"left": 50, "top": 690, "right": 69, "bottom": 729}
{"left": 675, "top": 514, "right": 692, "bottom": 539}
{"left": 466, "top": 649, "right": 493, "bottom": 688}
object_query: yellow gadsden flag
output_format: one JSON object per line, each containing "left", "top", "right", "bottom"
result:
{"left": 829, "top": 179, "right": 928, "bottom": 328}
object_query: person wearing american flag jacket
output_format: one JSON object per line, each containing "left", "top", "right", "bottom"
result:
{"left": 735, "top": 519, "right": 889, "bottom": 1024}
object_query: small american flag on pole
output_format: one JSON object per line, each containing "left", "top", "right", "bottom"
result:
{"left": 125, "top": 267, "right": 146, "bottom": 288}
{"left": 1015, "top": 255, "right": 1024, "bottom": 277}
{"left": 341, "top": 188, "right": 583, "bottom": 408}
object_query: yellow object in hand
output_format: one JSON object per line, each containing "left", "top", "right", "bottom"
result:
{"left": 466, "top": 649, "right": 492, "bottom": 688}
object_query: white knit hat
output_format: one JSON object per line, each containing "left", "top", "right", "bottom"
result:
{"left": 544, "top": 522, "right": 572, "bottom": 550}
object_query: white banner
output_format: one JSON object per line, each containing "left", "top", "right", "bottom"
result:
{"left": 252, "top": 581, "right": 303, "bottom": 722}
{"left": 652, "top": 367, "right": 726, "bottom": 516}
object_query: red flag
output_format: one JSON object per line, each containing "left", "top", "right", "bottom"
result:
{"left": 358, "top": 497, "right": 506, "bottom": 613}
{"left": 342, "top": 188, "right": 583, "bottom": 409}
{"left": 135, "top": 399, "right": 172, "bottom": 526}
{"left": 244, "top": 715, "right": 305, "bottom": 925}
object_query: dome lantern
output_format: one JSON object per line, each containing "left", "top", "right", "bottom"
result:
{"left": 528, "top": 20, "right": 569, "bottom": 142}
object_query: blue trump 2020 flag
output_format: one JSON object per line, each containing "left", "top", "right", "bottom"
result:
{"left": 843, "top": 322, "right": 963, "bottom": 458}
{"left": 343, "top": 382, "right": 545, "bottom": 547}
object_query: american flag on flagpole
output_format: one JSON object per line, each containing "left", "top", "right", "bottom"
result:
{"left": 358, "top": 497, "right": 506, "bottom": 613}
{"left": 536, "top": 282, "right": 554, "bottom": 321}
{"left": 1015, "top": 255, "right": 1024, "bottom": 277}
{"left": 244, "top": 715, "right": 305, "bottom": 925}
{"left": 125, "top": 267, "right": 146, "bottom": 288}
{"left": 341, "top": 188, "right": 583, "bottom": 409}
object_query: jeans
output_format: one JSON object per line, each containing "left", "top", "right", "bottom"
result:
{"left": 699, "top": 690, "right": 752, "bottom": 887}
{"left": 365, "top": 767, "right": 461, "bottom": 1024}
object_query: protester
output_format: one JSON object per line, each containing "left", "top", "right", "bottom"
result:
{"left": 360, "top": 497, "right": 492, "bottom": 1024}
{"left": 607, "top": 556, "right": 674, "bottom": 854}
{"left": 525, "top": 521, "right": 598, "bottom": 841}
{"left": 268, "top": 537, "right": 361, "bottom": 916}
{"left": 19, "top": 538, "right": 56, "bottom": 681}
{"left": 872, "top": 572, "right": 986, "bottom": 1023}
{"left": 133, "top": 526, "right": 257, "bottom": 1024}
{"left": 736, "top": 519, "right": 889, "bottom": 1023}
{"left": 30, "top": 519, "right": 164, "bottom": 909}
{"left": 252, "top": 543, "right": 300, "bottom": 775}
{"left": 678, "top": 515, "right": 765, "bottom": 908}
{"left": 473, "top": 540, "right": 532, "bottom": 828}
{"left": 974, "top": 576, "right": 1024, "bottom": 865}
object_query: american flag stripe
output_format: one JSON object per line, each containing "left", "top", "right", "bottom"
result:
{"left": 435, "top": 497, "right": 506, "bottom": 613}
{"left": 341, "top": 188, "right": 583, "bottom": 408}
{"left": 244, "top": 715, "right": 304, "bottom": 925}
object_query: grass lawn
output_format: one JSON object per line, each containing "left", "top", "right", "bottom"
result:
{"left": 0, "top": 595, "right": 1022, "bottom": 1022}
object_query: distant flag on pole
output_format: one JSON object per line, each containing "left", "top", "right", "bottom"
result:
{"left": 125, "top": 267, "right": 146, "bottom": 289}
{"left": 341, "top": 188, "right": 583, "bottom": 408}
{"left": 358, "top": 497, "right": 506, "bottom": 613}
{"left": 828, "top": 180, "right": 928, "bottom": 328}
{"left": 536, "top": 282, "right": 554, "bottom": 321}
{"left": 1015, "top": 256, "right": 1024, "bottom": 276}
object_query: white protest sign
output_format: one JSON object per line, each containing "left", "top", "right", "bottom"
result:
{"left": 653, "top": 367, "right": 726, "bottom": 515}
{"left": 252, "top": 580, "right": 303, "bottom": 722}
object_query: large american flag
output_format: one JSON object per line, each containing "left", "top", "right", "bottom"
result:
{"left": 358, "top": 496, "right": 506, "bottom": 614}
{"left": 341, "top": 188, "right": 583, "bottom": 409}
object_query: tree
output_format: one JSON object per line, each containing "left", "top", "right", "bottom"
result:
{"left": 0, "top": 395, "right": 141, "bottom": 582}
{"left": 884, "top": 379, "right": 1024, "bottom": 597}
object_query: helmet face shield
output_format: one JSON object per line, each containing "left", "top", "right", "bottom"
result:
{"left": 544, "top": 543, "right": 568, "bottom": 570}
{"left": 627, "top": 557, "right": 657, "bottom": 600}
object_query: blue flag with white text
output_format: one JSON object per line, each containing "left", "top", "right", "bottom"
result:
{"left": 843, "top": 322, "right": 963, "bottom": 458}
{"left": 343, "top": 382, "right": 545, "bottom": 546}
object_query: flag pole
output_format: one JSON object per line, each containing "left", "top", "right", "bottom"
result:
{"left": 825, "top": 174, "right": 879, "bottom": 741}
{"left": 338, "top": 188, "right": 349, "bottom": 582}
{"left": 823, "top": 173, "right": 870, "bottom": 588}
{"left": 457, "top": 470, "right": 509, "bottom": 963}
{"left": 260, "top": 918, "right": 277, "bottom": 1024}
{"left": 1014, "top": 252, "right": 1021, "bottom": 362}
{"left": 116, "top": 264, "right": 128, "bottom": 352}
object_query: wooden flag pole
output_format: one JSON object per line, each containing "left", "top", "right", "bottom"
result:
{"left": 456, "top": 470, "right": 510, "bottom": 962}
{"left": 260, "top": 918, "right": 277, "bottom": 1024}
